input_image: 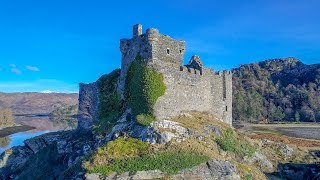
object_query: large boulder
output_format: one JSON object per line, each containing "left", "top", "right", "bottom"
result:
{"left": 245, "top": 151, "right": 274, "bottom": 172}
{"left": 175, "top": 159, "right": 240, "bottom": 180}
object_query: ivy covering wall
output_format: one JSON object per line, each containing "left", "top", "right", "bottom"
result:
{"left": 125, "top": 55, "right": 166, "bottom": 126}
{"left": 95, "top": 69, "right": 123, "bottom": 135}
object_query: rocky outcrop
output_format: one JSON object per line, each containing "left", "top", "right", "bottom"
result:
{"left": 85, "top": 159, "right": 240, "bottom": 180}
{"left": 174, "top": 159, "right": 240, "bottom": 179}
{"left": 78, "top": 82, "right": 100, "bottom": 130}
{"left": 245, "top": 151, "right": 274, "bottom": 172}
{"left": 0, "top": 130, "right": 95, "bottom": 179}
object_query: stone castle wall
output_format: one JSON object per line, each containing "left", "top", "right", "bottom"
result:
{"left": 211, "top": 71, "right": 233, "bottom": 125}
{"left": 149, "top": 32, "right": 185, "bottom": 65}
{"left": 150, "top": 61, "right": 232, "bottom": 125}
{"left": 119, "top": 24, "right": 233, "bottom": 125}
{"left": 152, "top": 62, "right": 214, "bottom": 121}
{"left": 78, "top": 82, "right": 99, "bottom": 130}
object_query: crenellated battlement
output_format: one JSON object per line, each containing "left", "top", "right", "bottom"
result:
{"left": 179, "top": 66, "right": 202, "bottom": 75}
{"left": 215, "top": 70, "right": 232, "bottom": 76}
{"left": 118, "top": 24, "right": 233, "bottom": 125}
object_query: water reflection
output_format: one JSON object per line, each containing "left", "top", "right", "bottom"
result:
{"left": 0, "top": 137, "right": 10, "bottom": 148}
{"left": 14, "top": 116, "right": 77, "bottom": 131}
{"left": 0, "top": 116, "right": 77, "bottom": 154}
{"left": 0, "top": 131, "right": 48, "bottom": 154}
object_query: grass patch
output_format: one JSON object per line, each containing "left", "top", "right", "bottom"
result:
{"left": 136, "top": 114, "right": 156, "bottom": 126}
{"left": 94, "top": 69, "right": 123, "bottom": 135}
{"left": 125, "top": 55, "right": 166, "bottom": 126}
{"left": 216, "top": 129, "right": 256, "bottom": 157}
{"left": 87, "top": 151, "right": 209, "bottom": 175}
{"left": 84, "top": 137, "right": 209, "bottom": 175}
{"left": 97, "top": 137, "right": 149, "bottom": 159}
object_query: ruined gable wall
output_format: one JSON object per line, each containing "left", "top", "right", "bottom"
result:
{"left": 78, "top": 82, "right": 100, "bottom": 130}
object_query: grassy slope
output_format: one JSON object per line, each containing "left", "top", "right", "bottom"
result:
{"left": 84, "top": 111, "right": 268, "bottom": 179}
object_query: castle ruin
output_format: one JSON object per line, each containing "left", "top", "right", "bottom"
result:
{"left": 119, "top": 24, "right": 232, "bottom": 125}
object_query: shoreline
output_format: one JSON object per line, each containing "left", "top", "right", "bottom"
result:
{"left": 239, "top": 122, "right": 320, "bottom": 141}
{"left": 0, "top": 125, "right": 35, "bottom": 138}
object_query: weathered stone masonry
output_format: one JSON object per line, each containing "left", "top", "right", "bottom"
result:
{"left": 78, "top": 82, "right": 100, "bottom": 129}
{"left": 119, "top": 24, "right": 232, "bottom": 125}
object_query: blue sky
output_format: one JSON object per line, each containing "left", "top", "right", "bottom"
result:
{"left": 0, "top": 0, "right": 319, "bottom": 93}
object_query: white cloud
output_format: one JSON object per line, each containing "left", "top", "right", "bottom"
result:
{"left": 9, "top": 64, "right": 22, "bottom": 75}
{"left": 11, "top": 67, "right": 21, "bottom": 75}
{"left": 26, "top": 65, "right": 40, "bottom": 72}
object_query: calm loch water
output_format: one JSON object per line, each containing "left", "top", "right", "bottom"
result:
{"left": 0, "top": 116, "right": 77, "bottom": 154}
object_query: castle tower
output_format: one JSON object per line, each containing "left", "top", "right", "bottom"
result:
{"left": 118, "top": 24, "right": 186, "bottom": 94}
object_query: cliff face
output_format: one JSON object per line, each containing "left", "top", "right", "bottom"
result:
{"left": 78, "top": 82, "right": 99, "bottom": 130}
{"left": 232, "top": 57, "right": 320, "bottom": 123}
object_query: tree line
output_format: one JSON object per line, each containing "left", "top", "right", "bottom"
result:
{"left": 232, "top": 58, "right": 320, "bottom": 123}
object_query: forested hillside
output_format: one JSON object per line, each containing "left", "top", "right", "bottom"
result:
{"left": 232, "top": 57, "right": 320, "bottom": 123}
{"left": 0, "top": 92, "right": 78, "bottom": 115}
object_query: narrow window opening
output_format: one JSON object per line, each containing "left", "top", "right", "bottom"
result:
{"left": 226, "top": 106, "right": 228, "bottom": 111}
{"left": 179, "top": 49, "right": 182, "bottom": 54}
{"left": 167, "top": 48, "right": 170, "bottom": 54}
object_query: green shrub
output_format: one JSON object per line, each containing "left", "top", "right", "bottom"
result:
{"left": 98, "top": 137, "right": 150, "bottom": 159}
{"left": 245, "top": 173, "right": 253, "bottom": 180}
{"left": 216, "top": 129, "right": 256, "bottom": 157}
{"left": 87, "top": 151, "right": 209, "bottom": 175}
{"left": 216, "top": 129, "right": 238, "bottom": 152}
{"left": 136, "top": 114, "right": 156, "bottom": 126}
{"left": 95, "top": 69, "right": 123, "bottom": 135}
{"left": 125, "top": 55, "right": 166, "bottom": 126}
{"left": 239, "top": 141, "right": 256, "bottom": 157}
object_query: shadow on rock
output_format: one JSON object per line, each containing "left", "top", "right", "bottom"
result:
{"left": 310, "top": 150, "right": 320, "bottom": 158}
{"left": 267, "top": 163, "right": 320, "bottom": 180}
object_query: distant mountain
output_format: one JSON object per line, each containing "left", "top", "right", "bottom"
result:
{"left": 0, "top": 92, "right": 78, "bottom": 116}
{"left": 232, "top": 57, "right": 320, "bottom": 123}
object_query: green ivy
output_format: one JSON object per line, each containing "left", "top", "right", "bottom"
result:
{"left": 95, "top": 69, "right": 123, "bottom": 135}
{"left": 125, "top": 55, "right": 166, "bottom": 126}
